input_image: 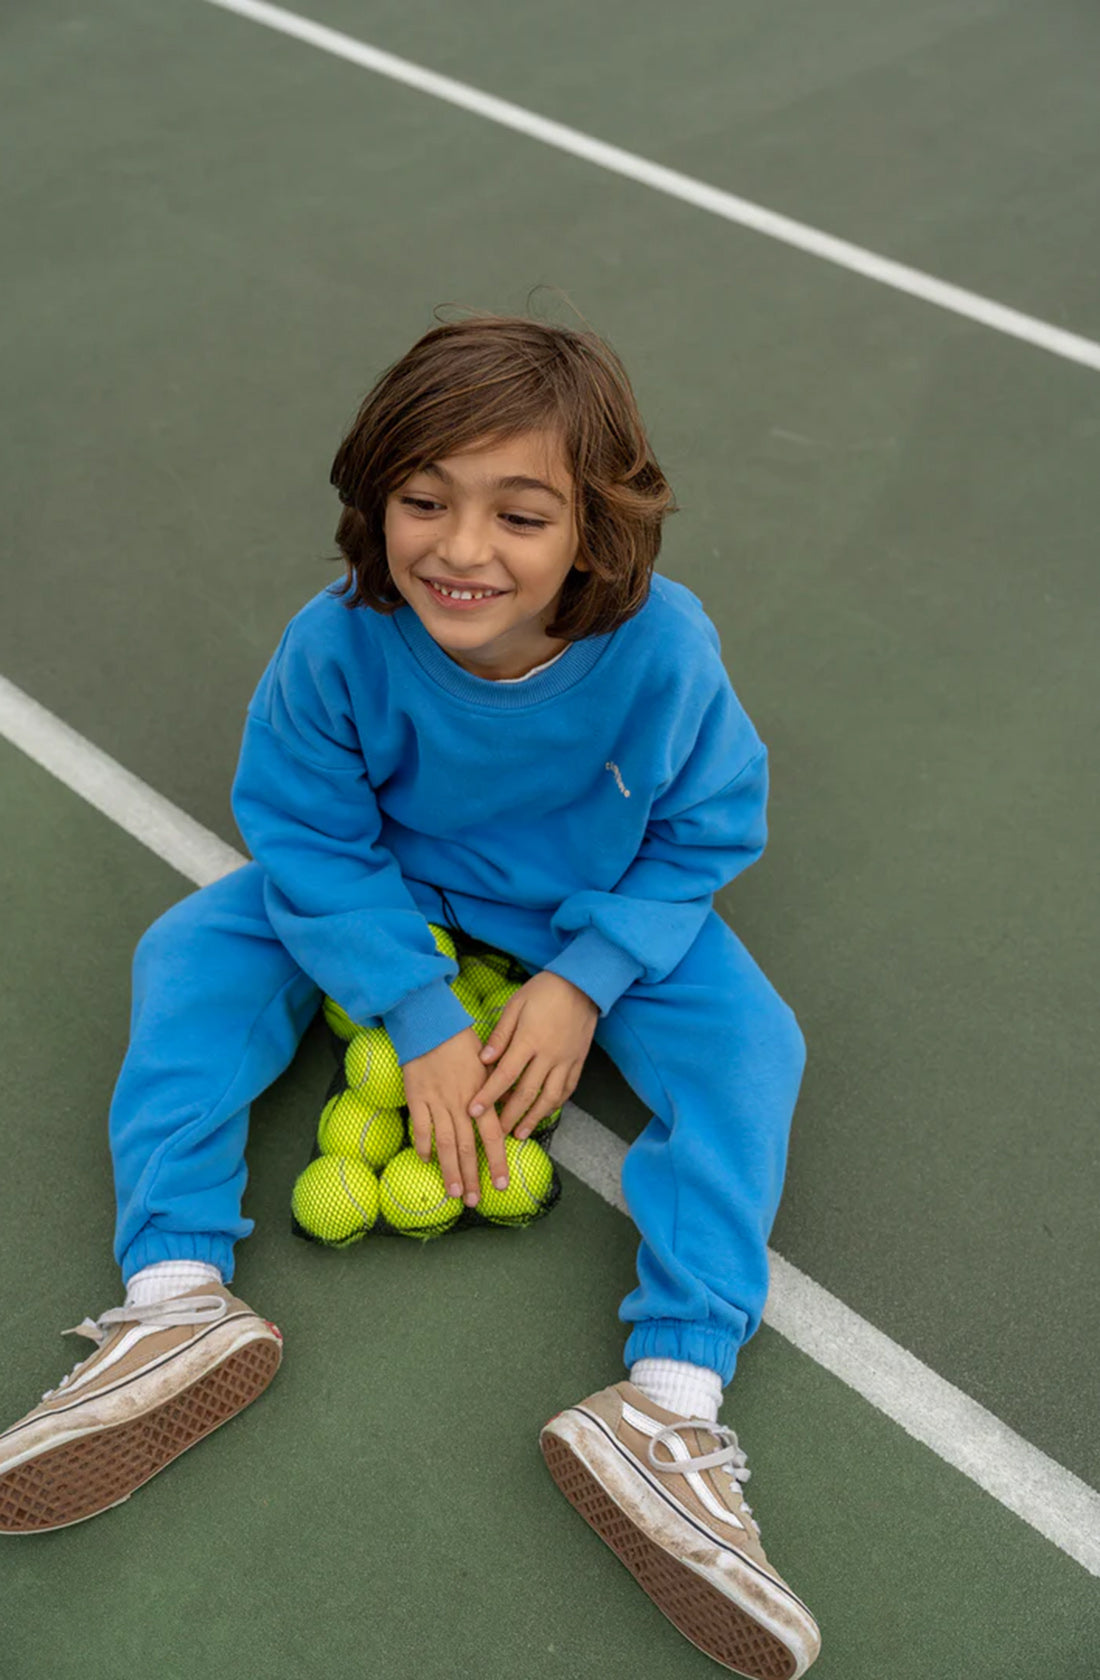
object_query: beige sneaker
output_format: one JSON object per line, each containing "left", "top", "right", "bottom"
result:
{"left": 0, "top": 1284, "right": 283, "bottom": 1534}
{"left": 540, "top": 1381, "right": 820, "bottom": 1679}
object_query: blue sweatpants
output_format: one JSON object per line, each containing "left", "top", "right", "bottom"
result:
{"left": 110, "top": 864, "right": 805, "bottom": 1384}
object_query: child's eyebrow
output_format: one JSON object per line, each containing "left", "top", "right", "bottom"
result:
{"left": 422, "top": 461, "right": 569, "bottom": 506}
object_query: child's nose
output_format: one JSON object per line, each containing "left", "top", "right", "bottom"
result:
{"left": 435, "top": 511, "right": 495, "bottom": 567}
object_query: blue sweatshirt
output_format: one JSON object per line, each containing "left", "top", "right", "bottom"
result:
{"left": 230, "top": 572, "right": 768, "bottom": 1068}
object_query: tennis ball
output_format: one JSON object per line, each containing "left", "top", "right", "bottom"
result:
{"left": 322, "top": 996, "right": 360, "bottom": 1042}
{"left": 532, "top": 1105, "right": 563, "bottom": 1136}
{"left": 456, "top": 955, "right": 502, "bottom": 1003}
{"left": 428, "top": 922, "right": 458, "bottom": 962}
{"left": 291, "top": 1155, "right": 380, "bottom": 1246}
{"left": 480, "top": 977, "right": 523, "bottom": 1022}
{"left": 476, "top": 1136, "right": 554, "bottom": 1226}
{"left": 449, "top": 972, "right": 484, "bottom": 1017}
{"left": 477, "top": 949, "right": 518, "bottom": 982}
{"left": 468, "top": 977, "right": 524, "bottom": 1044}
{"left": 345, "top": 1027, "right": 406, "bottom": 1108}
{"left": 379, "top": 1148, "right": 463, "bottom": 1238}
{"left": 317, "top": 1090, "right": 406, "bottom": 1169}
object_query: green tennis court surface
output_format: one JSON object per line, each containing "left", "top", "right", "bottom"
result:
{"left": 2, "top": 2, "right": 1097, "bottom": 1676}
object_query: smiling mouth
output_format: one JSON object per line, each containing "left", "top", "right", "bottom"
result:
{"left": 422, "top": 579, "right": 508, "bottom": 606}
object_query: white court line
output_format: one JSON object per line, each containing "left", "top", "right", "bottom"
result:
{"left": 2, "top": 671, "right": 1098, "bottom": 1574}
{"left": 200, "top": 0, "right": 1100, "bottom": 376}
{"left": 0, "top": 677, "right": 241, "bottom": 886}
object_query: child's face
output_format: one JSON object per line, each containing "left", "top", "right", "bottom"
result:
{"left": 383, "top": 429, "right": 590, "bottom": 680}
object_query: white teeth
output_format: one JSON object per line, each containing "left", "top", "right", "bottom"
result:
{"left": 432, "top": 583, "right": 500, "bottom": 601}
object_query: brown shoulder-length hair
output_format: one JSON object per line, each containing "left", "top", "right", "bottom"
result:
{"left": 328, "top": 311, "right": 677, "bottom": 641}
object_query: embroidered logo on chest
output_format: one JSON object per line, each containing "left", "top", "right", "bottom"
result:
{"left": 605, "top": 761, "right": 631, "bottom": 798}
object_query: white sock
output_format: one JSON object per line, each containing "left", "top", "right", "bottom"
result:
{"left": 629, "top": 1357, "right": 723, "bottom": 1422}
{"left": 124, "top": 1260, "right": 224, "bottom": 1308}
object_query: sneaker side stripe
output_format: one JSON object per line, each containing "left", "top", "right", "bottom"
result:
{"left": 568, "top": 1403, "right": 815, "bottom": 1622}
{"left": 0, "top": 1311, "right": 264, "bottom": 1441}
{"left": 620, "top": 1402, "right": 747, "bottom": 1533}
{"left": 44, "top": 1326, "right": 156, "bottom": 1399}
{"left": 620, "top": 1400, "right": 663, "bottom": 1435}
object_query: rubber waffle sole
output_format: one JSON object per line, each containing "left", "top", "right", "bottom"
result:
{"left": 541, "top": 1431, "right": 798, "bottom": 1680}
{"left": 0, "top": 1337, "right": 282, "bottom": 1534}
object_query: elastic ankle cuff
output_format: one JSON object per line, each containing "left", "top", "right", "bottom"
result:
{"left": 120, "top": 1231, "right": 237, "bottom": 1289}
{"left": 624, "top": 1320, "right": 743, "bottom": 1386}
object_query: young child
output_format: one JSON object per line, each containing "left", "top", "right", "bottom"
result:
{"left": 0, "top": 313, "right": 820, "bottom": 1678}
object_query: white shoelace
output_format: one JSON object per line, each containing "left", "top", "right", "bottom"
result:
{"left": 40, "top": 1294, "right": 229, "bottom": 1403}
{"left": 646, "top": 1418, "right": 759, "bottom": 1535}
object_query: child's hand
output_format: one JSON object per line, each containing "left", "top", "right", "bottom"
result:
{"left": 467, "top": 972, "right": 599, "bottom": 1138}
{"left": 402, "top": 1027, "right": 509, "bottom": 1206}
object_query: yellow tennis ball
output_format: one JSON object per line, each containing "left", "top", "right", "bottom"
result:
{"left": 467, "top": 978, "right": 524, "bottom": 1044}
{"left": 466, "top": 1009, "right": 496, "bottom": 1045}
{"left": 345, "top": 1027, "right": 406, "bottom": 1107}
{"left": 480, "top": 977, "right": 523, "bottom": 1023}
{"left": 317, "top": 1090, "right": 406, "bottom": 1170}
{"left": 476, "top": 949, "right": 518, "bottom": 982}
{"left": 291, "top": 1155, "right": 380, "bottom": 1246}
{"left": 322, "top": 996, "right": 360, "bottom": 1042}
{"left": 449, "top": 972, "right": 484, "bottom": 1017}
{"left": 476, "top": 1136, "right": 554, "bottom": 1226}
{"left": 378, "top": 1148, "right": 463, "bottom": 1238}
{"left": 456, "top": 955, "right": 503, "bottom": 1003}
{"left": 428, "top": 922, "right": 458, "bottom": 962}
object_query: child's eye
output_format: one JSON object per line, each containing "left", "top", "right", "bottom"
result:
{"left": 399, "top": 497, "right": 545, "bottom": 531}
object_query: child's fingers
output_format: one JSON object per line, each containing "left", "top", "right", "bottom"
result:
{"left": 494, "top": 1086, "right": 522, "bottom": 1136}
{"left": 468, "top": 1048, "right": 528, "bottom": 1119}
{"left": 474, "top": 1108, "right": 509, "bottom": 1192}
{"left": 409, "top": 1105, "right": 434, "bottom": 1162}
{"left": 498, "top": 1058, "right": 553, "bottom": 1132}
{"left": 478, "top": 1010, "right": 516, "bottom": 1065}
{"left": 433, "top": 1112, "right": 483, "bottom": 1206}
{"left": 514, "top": 1073, "right": 569, "bottom": 1140}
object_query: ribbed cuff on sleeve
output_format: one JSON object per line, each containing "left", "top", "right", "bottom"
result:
{"left": 542, "top": 927, "right": 646, "bottom": 1016}
{"left": 383, "top": 975, "right": 476, "bottom": 1066}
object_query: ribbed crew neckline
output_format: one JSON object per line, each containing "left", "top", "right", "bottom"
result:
{"left": 391, "top": 601, "right": 617, "bottom": 708}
